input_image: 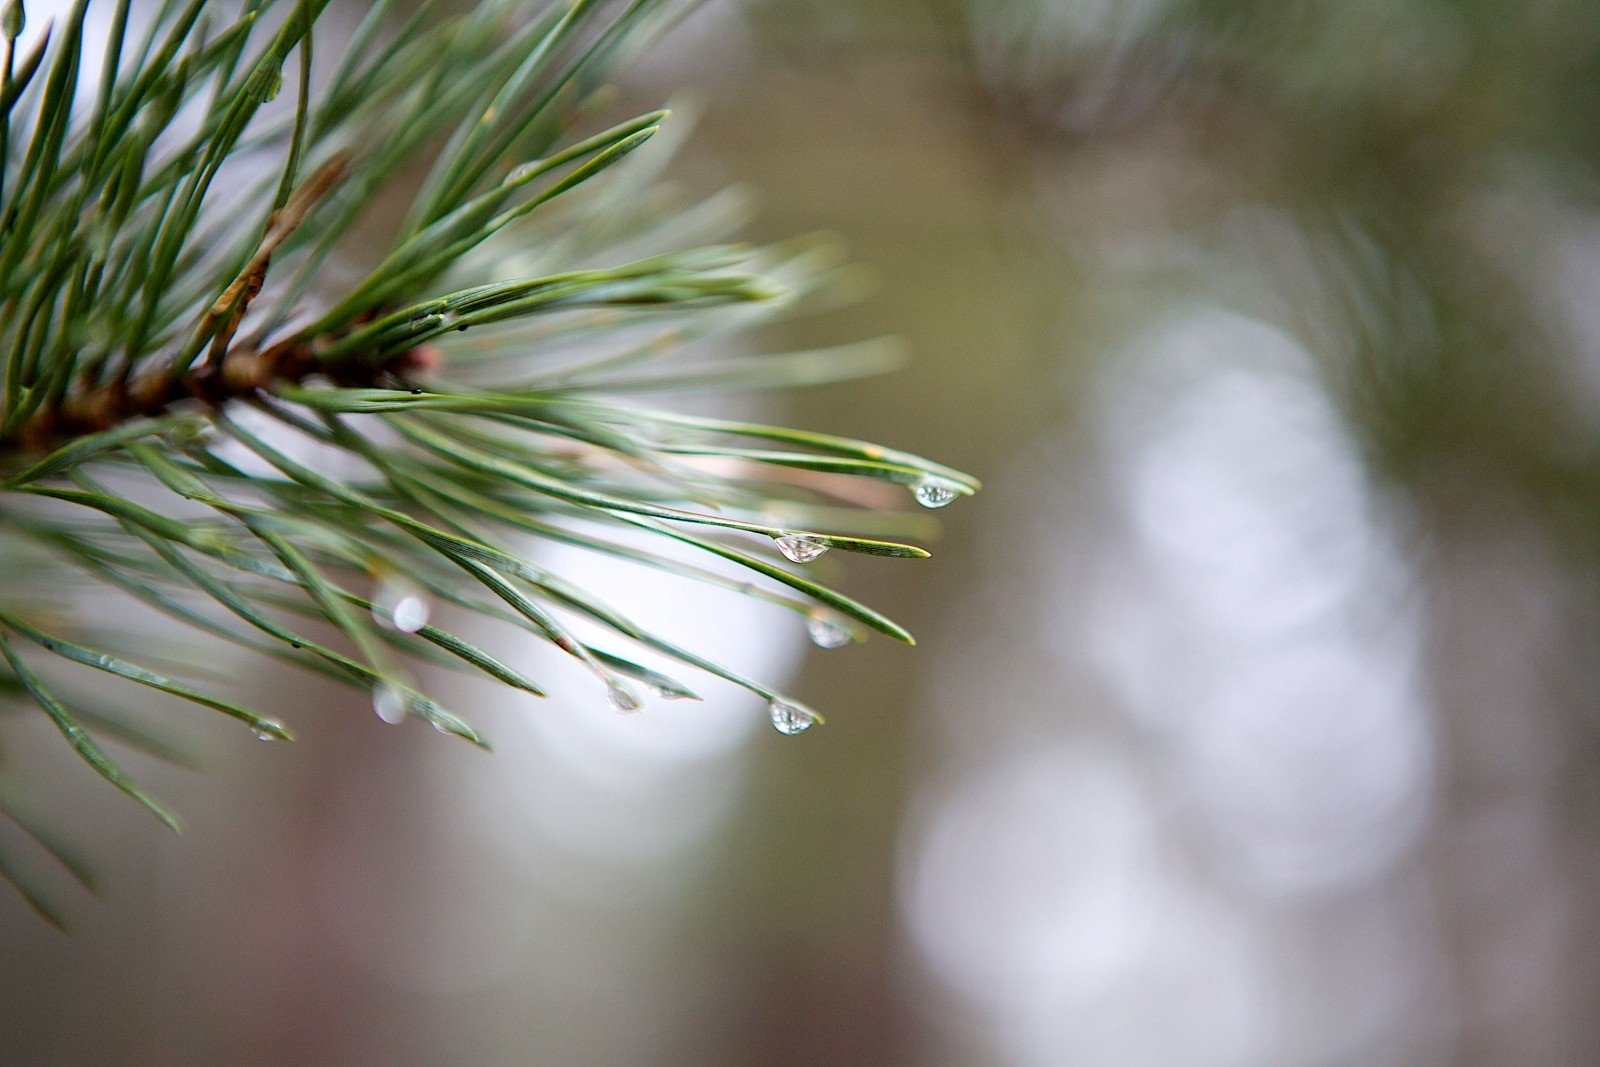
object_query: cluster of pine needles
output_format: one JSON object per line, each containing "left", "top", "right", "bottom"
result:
{"left": 0, "top": 0, "right": 977, "bottom": 926}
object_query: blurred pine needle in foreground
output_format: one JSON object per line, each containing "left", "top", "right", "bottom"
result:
{"left": 0, "top": 0, "right": 977, "bottom": 928}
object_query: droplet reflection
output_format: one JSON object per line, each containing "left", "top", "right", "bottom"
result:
{"left": 767, "top": 699, "right": 818, "bottom": 735}
{"left": 774, "top": 533, "right": 829, "bottom": 564}
{"left": 807, "top": 613, "right": 854, "bottom": 649}
{"left": 913, "top": 477, "right": 961, "bottom": 509}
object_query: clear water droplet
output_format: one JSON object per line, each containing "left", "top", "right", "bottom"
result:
{"left": 373, "top": 685, "right": 408, "bottom": 724}
{"left": 807, "top": 614, "right": 854, "bottom": 649}
{"left": 607, "top": 681, "right": 643, "bottom": 713}
{"left": 768, "top": 699, "right": 818, "bottom": 735}
{"left": 373, "top": 577, "right": 431, "bottom": 633}
{"left": 775, "top": 533, "right": 829, "bottom": 564}
{"left": 391, "top": 595, "right": 429, "bottom": 633}
{"left": 913, "top": 477, "right": 960, "bottom": 509}
{"left": 251, "top": 719, "right": 285, "bottom": 741}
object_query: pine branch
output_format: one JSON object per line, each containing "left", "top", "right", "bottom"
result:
{"left": 0, "top": 0, "right": 978, "bottom": 925}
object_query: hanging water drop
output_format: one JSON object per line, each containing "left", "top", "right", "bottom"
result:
{"left": 373, "top": 576, "right": 431, "bottom": 633}
{"left": 252, "top": 718, "right": 286, "bottom": 741}
{"left": 390, "top": 595, "right": 429, "bottom": 633}
{"left": 607, "top": 681, "right": 643, "bottom": 713}
{"left": 807, "top": 613, "right": 854, "bottom": 649}
{"left": 768, "top": 699, "right": 818, "bottom": 735}
{"left": 775, "top": 533, "right": 828, "bottom": 564}
{"left": 373, "top": 684, "right": 408, "bottom": 724}
{"left": 912, "top": 477, "right": 960, "bottom": 509}
{"left": 249, "top": 67, "right": 283, "bottom": 103}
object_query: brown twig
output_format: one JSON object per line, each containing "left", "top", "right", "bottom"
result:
{"left": 12, "top": 340, "right": 319, "bottom": 453}
{"left": 194, "top": 155, "right": 350, "bottom": 372}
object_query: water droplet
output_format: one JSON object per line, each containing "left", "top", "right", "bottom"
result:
{"left": 775, "top": 533, "right": 829, "bottom": 564}
{"left": 252, "top": 719, "right": 286, "bottom": 741}
{"left": 432, "top": 720, "right": 451, "bottom": 735}
{"left": 913, "top": 477, "right": 960, "bottom": 509}
{"left": 373, "top": 685, "right": 408, "bottom": 724}
{"left": 166, "top": 417, "right": 216, "bottom": 447}
{"left": 768, "top": 699, "right": 818, "bottom": 735}
{"left": 373, "top": 577, "right": 431, "bottom": 633}
{"left": 807, "top": 614, "right": 854, "bottom": 649}
{"left": 391, "top": 595, "right": 429, "bottom": 633}
{"left": 650, "top": 684, "right": 695, "bottom": 701}
{"left": 607, "top": 681, "right": 643, "bottom": 713}
{"left": 249, "top": 67, "right": 283, "bottom": 103}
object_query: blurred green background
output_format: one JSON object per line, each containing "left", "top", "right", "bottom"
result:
{"left": 9, "top": 0, "right": 1600, "bottom": 1062}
